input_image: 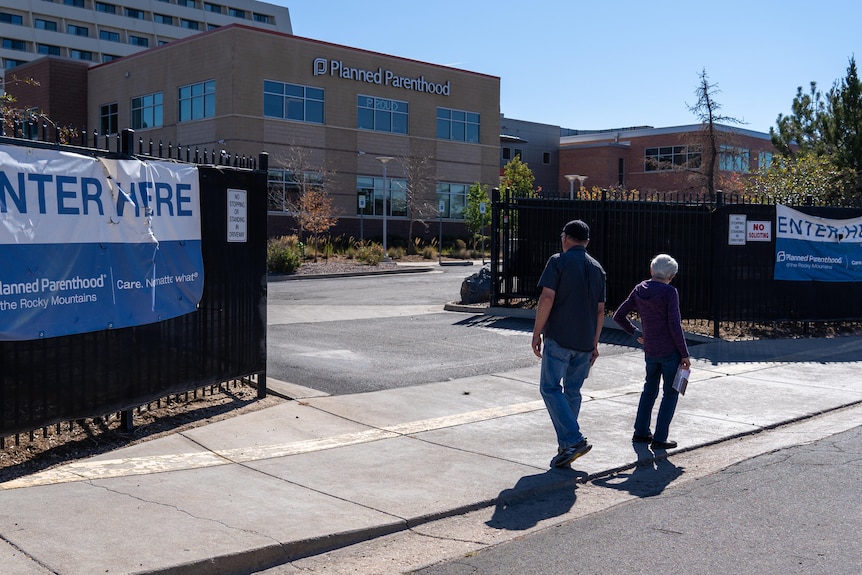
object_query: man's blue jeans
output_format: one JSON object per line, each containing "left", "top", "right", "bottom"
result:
{"left": 635, "top": 351, "right": 681, "bottom": 442}
{"left": 539, "top": 337, "right": 591, "bottom": 449}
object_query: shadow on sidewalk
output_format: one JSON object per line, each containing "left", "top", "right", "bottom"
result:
{"left": 592, "top": 443, "right": 685, "bottom": 498}
{"left": 485, "top": 468, "right": 587, "bottom": 531}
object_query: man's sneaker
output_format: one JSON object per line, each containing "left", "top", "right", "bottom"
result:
{"left": 551, "top": 439, "right": 592, "bottom": 468}
{"left": 632, "top": 433, "right": 653, "bottom": 443}
{"left": 651, "top": 439, "right": 678, "bottom": 450}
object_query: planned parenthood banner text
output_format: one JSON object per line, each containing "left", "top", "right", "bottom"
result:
{"left": 0, "top": 145, "right": 203, "bottom": 340}
{"left": 775, "top": 204, "right": 862, "bottom": 282}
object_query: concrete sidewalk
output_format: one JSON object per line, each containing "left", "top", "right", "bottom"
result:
{"left": 2, "top": 329, "right": 862, "bottom": 575}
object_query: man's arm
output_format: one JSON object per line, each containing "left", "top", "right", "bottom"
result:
{"left": 591, "top": 302, "right": 605, "bottom": 365}
{"left": 531, "top": 287, "right": 556, "bottom": 358}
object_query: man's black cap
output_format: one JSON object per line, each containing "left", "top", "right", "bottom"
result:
{"left": 563, "top": 219, "right": 590, "bottom": 241}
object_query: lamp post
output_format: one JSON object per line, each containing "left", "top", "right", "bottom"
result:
{"left": 376, "top": 156, "right": 394, "bottom": 254}
{"left": 564, "top": 174, "right": 581, "bottom": 200}
{"left": 576, "top": 175, "right": 588, "bottom": 196}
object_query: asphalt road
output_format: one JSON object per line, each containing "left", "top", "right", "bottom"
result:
{"left": 411, "top": 424, "right": 862, "bottom": 575}
{"left": 266, "top": 266, "right": 639, "bottom": 396}
{"left": 267, "top": 266, "right": 627, "bottom": 395}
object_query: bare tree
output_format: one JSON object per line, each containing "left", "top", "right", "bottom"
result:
{"left": 686, "top": 68, "right": 744, "bottom": 200}
{"left": 398, "top": 151, "right": 437, "bottom": 253}
{"left": 273, "top": 144, "right": 339, "bottom": 259}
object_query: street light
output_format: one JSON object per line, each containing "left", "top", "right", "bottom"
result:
{"left": 564, "top": 174, "right": 581, "bottom": 200}
{"left": 376, "top": 156, "right": 394, "bottom": 254}
{"left": 576, "top": 175, "right": 588, "bottom": 196}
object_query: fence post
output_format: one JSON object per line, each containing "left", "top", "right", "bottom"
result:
{"left": 712, "top": 191, "right": 724, "bottom": 339}
{"left": 490, "top": 187, "right": 500, "bottom": 306}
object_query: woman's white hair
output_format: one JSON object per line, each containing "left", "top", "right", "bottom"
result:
{"left": 650, "top": 254, "right": 679, "bottom": 280}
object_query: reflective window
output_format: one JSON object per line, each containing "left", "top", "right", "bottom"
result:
{"left": 178, "top": 80, "right": 215, "bottom": 122}
{"left": 437, "top": 108, "right": 480, "bottom": 142}
{"left": 263, "top": 80, "right": 324, "bottom": 124}
{"left": 100, "top": 102, "right": 118, "bottom": 136}
{"left": 357, "top": 95, "right": 408, "bottom": 134}
{"left": 131, "top": 92, "right": 163, "bottom": 129}
{"left": 436, "top": 183, "right": 467, "bottom": 219}
{"left": 356, "top": 176, "right": 407, "bottom": 216}
{"left": 645, "top": 145, "right": 702, "bottom": 172}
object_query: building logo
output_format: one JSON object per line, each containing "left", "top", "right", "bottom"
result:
{"left": 312, "top": 57, "right": 450, "bottom": 96}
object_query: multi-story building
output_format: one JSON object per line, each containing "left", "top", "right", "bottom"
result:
{"left": 0, "top": 0, "right": 291, "bottom": 69}
{"left": 80, "top": 24, "right": 500, "bottom": 241}
{"left": 499, "top": 114, "right": 561, "bottom": 196}
{"left": 558, "top": 124, "right": 777, "bottom": 196}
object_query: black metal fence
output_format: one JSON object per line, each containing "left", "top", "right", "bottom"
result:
{"left": 491, "top": 188, "right": 862, "bottom": 331}
{"left": 0, "top": 132, "right": 268, "bottom": 439}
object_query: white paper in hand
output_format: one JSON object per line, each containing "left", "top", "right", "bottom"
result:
{"left": 672, "top": 366, "right": 690, "bottom": 395}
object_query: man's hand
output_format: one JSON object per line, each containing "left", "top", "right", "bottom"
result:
{"left": 681, "top": 356, "right": 691, "bottom": 370}
{"left": 590, "top": 346, "right": 599, "bottom": 366}
{"left": 531, "top": 333, "right": 543, "bottom": 358}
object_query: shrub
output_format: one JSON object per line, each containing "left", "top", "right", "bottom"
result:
{"left": 422, "top": 245, "right": 438, "bottom": 260}
{"left": 267, "top": 236, "right": 302, "bottom": 273}
{"left": 356, "top": 242, "right": 385, "bottom": 265}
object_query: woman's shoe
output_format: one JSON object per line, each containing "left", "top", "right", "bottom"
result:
{"left": 651, "top": 439, "right": 677, "bottom": 449}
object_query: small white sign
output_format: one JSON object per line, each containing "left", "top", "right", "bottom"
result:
{"left": 728, "top": 214, "right": 747, "bottom": 246}
{"left": 746, "top": 220, "right": 772, "bottom": 242}
{"left": 439, "top": 201, "right": 446, "bottom": 213}
{"left": 479, "top": 202, "right": 486, "bottom": 214}
{"left": 358, "top": 195, "right": 366, "bottom": 209}
{"left": 227, "top": 188, "right": 247, "bottom": 243}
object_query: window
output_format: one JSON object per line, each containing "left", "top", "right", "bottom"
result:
{"left": 204, "top": 3, "right": 222, "bottom": 13}
{"left": 35, "top": 19, "right": 58, "bottom": 32}
{"left": 356, "top": 176, "right": 407, "bottom": 217}
{"left": 618, "top": 157, "right": 625, "bottom": 187}
{"left": 125, "top": 8, "right": 145, "bottom": 20}
{"left": 253, "top": 13, "right": 271, "bottom": 24}
{"left": 154, "top": 14, "right": 173, "bottom": 25}
{"left": 502, "top": 147, "right": 511, "bottom": 161}
{"left": 719, "top": 145, "right": 750, "bottom": 172}
{"left": 181, "top": 19, "right": 200, "bottom": 30}
{"left": 758, "top": 151, "right": 773, "bottom": 170}
{"left": 64, "top": 0, "right": 85, "bottom": 7}
{"left": 644, "top": 145, "right": 701, "bottom": 171}
{"left": 0, "top": 13, "right": 23, "bottom": 25}
{"left": 95, "top": 2, "right": 116, "bottom": 14}
{"left": 543, "top": 152, "right": 551, "bottom": 165}
{"left": 4, "top": 59, "right": 25, "bottom": 70}
{"left": 178, "top": 80, "right": 215, "bottom": 122}
{"left": 102, "top": 54, "right": 119, "bottom": 63}
{"left": 263, "top": 80, "right": 324, "bottom": 124}
{"left": 67, "top": 24, "right": 89, "bottom": 37}
{"left": 131, "top": 92, "right": 163, "bottom": 129}
{"left": 513, "top": 148, "right": 523, "bottom": 160}
{"left": 229, "top": 8, "right": 245, "bottom": 18}
{"left": 38, "top": 44, "right": 61, "bottom": 56}
{"left": 267, "top": 170, "right": 324, "bottom": 212}
{"left": 436, "top": 107, "right": 479, "bottom": 142}
{"left": 436, "top": 183, "right": 467, "bottom": 219}
{"left": 100, "top": 30, "right": 120, "bottom": 42}
{"left": 70, "top": 49, "right": 93, "bottom": 61}
{"left": 129, "top": 35, "right": 149, "bottom": 47}
{"left": 357, "top": 95, "right": 408, "bottom": 134}
{"left": 177, "top": 0, "right": 196, "bottom": 6}
{"left": 2, "top": 39, "right": 26, "bottom": 52}
{"left": 100, "top": 103, "right": 118, "bottom": 136}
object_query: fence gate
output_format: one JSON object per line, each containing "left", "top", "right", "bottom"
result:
{"left": 1, "top": 140, "right": 268, "bottom": 438}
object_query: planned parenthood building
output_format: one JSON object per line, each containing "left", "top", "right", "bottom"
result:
{"left": 81, "top": 24, "right": 501, "bottom": 240}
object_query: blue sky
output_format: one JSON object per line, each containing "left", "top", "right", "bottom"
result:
{"left": 275, "top": 1, "right": 860, "bottom": 134}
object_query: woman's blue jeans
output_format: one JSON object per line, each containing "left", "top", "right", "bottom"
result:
{"left": 635, "top": 351, "right": 681, "bottom": 442}
{"left": 539, "top": 337, "right": 591, "bottom": 449}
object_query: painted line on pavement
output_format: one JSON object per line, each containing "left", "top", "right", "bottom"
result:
{"left": 0, "top": 401, "right": 545, "bottom": 490}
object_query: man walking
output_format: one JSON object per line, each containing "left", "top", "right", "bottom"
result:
{"left": 532, "top": 219, "right": 606, "bottom": 468}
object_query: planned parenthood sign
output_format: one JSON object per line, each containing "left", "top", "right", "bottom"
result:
{"left": 775, "top": 204, "right": 862, "bottom": 282}
{"left": 0, "top": 145, "right": 203, "bottom": 340}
